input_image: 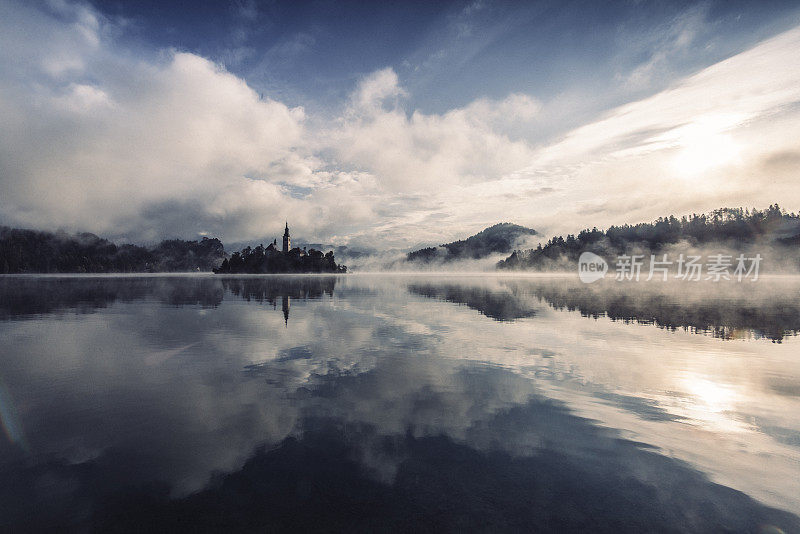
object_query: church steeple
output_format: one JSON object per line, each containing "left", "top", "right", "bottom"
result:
{"left": 282, "top": 221, "right": 291, "bottom": 252}
{"left": 282, "top": 295, "right": 290, "bottom": 326}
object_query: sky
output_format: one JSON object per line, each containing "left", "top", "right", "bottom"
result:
{"left": 1, "top": 0, "right": 800, "bottom": 249}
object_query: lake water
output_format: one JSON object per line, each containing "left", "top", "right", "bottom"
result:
{"left": 1, "top": 274, "right": 799, "bottom": 532}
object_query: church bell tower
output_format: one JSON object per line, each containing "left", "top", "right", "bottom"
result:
{"left": 282, "top": 221, "right": 291, "bottom": 252}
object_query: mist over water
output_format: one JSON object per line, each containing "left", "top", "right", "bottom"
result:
{"left": 1, "top": 274, "right": 799, "bottom": 531}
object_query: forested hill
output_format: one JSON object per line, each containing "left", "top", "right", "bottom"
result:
{"left": 407, "top": 223, "right": 537, "bottom": 263}
{"left": 0, "top": 227, "right": 225, "bottom": 273}
{"left": 498, "top": 205, "right": 800, "bottom": 270}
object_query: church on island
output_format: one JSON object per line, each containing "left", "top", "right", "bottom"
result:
{"left": 263, "top": 222, "right": 293, "bottom": 254}
{"left": 213, "top": 222, "right": 347, "bottom": 274}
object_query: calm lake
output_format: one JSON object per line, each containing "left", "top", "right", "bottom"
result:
{"left": 1, "top": 274, "right": 799, "bottom": 532}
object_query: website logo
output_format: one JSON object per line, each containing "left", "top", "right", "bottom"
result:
{"left": 578, "top": 251, "right": 608, "bottom": 283}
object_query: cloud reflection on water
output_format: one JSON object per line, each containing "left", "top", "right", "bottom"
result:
{"left": 0, "top": 274, "right": 798, "bottom": 531}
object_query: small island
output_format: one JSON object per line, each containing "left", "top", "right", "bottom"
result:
{"left": 213, "top": 223, "right": 347, "bottom": 274}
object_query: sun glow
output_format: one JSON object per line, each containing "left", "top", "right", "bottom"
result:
{"left": 672, "top": 374, "right": 751, "bottom": 434}
{"left": 682, "top": 377, "right": 735, "bottom": 413}
{"left": 668, "top": 116, "right": 743, "bottom": 177}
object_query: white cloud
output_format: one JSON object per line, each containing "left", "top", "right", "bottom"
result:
{"left": 0, "top": 2, "right": 309, "bottom": 242}
{"left": 349, "top": 67, "right": 407, "bottom": 113}
{"left": 330, "top": 70, "right": 538, "bottom": 194}
{"left": 53, "top": 83, "right": 114, "bottom": 113}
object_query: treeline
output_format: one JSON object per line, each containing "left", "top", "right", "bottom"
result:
{"left": 498, "top": 205, "right": 800, "bottom": 270}
{"left": 0, "top": 226, "right": 225, "bottom": 273}
{"left": 214, "top": 244, "right": 346, "bottom": 274}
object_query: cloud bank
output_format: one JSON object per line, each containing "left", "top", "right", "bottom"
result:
{"left": 1, "top": 1, "right": 800, "bottom": 249}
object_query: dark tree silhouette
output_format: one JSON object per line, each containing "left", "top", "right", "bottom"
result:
{"left": 498, "top": 205, "right": 800, "bottom": 270}
{"left": 214, "top": 245, "right": 346, "bottom": 274}
{"left": 0, "top": 227, "right": 225, "bottom": 273}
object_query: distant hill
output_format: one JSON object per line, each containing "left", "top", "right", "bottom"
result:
{"left": 407, "top": 223, "right": 538, "bottom": 263}
{"left": 0, "top": 226, "right": 225, "bottom": 273}
{"left": 497, "top": 205, "right": 800, "bottom": 271}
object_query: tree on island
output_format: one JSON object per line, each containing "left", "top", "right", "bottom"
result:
{"left": 214, "top": 244, "right": 346, "bottom": 274}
